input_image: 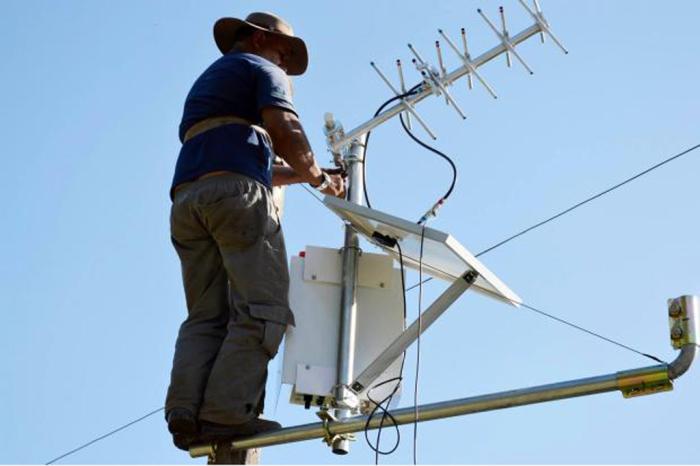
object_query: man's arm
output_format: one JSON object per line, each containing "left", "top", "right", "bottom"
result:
{"left": 272, "top": 164, "right": 303, "bottom": 186}
{"left": 262, "top": 107, "right": 344, "bottom": 197}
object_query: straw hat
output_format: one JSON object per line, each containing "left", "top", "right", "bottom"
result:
{"left": 213, "top": 12, "right": 308, "bottom": 75}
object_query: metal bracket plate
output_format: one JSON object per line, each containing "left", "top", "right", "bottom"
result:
{"left": 668, "top": 295, "right": 699, "bottom": 349}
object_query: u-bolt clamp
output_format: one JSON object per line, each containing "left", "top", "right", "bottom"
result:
{"left": 322, "top": 416, "right": 341, "bottom": 446}
{"left": 317, "top": 409, "right": 341, "bottom": 446}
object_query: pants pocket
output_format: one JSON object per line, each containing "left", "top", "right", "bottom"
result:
{"left": 248, "top": 303, "right": 294, "bottom": 358}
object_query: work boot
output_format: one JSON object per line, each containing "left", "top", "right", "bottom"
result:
{"left": 167, "top": 408, "right": 198, "bottom": 435}
{"left": 200, "top": 418, "right": 281, "bottom": 441}
{"left": 172, "top": 432, "right": 198, "bottom": 451}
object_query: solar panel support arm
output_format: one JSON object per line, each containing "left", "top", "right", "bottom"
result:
{"left": 351, "top": 269, "right": 479, "bottom": 393}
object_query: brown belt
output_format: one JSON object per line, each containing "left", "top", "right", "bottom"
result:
{"left": 173, "top": 116, "right": 273, "bottom": 196}
{"left": 183, "top": 115, "right": 271, "bottom": 144}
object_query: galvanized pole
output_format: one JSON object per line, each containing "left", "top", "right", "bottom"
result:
{"left": 333, "top": 138, "right": 366, "bottom": 454}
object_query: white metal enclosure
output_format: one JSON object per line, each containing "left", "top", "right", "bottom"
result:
{"left": 282, "top": 246, "right": 405, "bottom": 412}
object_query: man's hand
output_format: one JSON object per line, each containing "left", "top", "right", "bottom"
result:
{"left": 319, "top": 173, "right": 345, "bottom": 198}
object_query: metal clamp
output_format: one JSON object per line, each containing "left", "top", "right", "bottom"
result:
{"left": 616, "top": 366, "right": 673, "bottom": 398}
{"left": 317, "top": 409, "right": 339, "bottom": 446}
{"left": 317, "top": 409, "right": 356, "bottom": 447}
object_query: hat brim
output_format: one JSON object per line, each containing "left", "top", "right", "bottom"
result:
{"left": 213, "top": 17, "right": 308, "bottom": 76}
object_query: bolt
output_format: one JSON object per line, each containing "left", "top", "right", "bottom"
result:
{"left": 671, "top": 326, "right": 684, "bottom": 340}
{"left": 379, "top": 282, "right": 385, "bottom": 288}
{"left": 305, "top": 364, "right": 311, "bottom": 370}
{"left": 312, "top": 274, "right": 317, "bottom": 280}
{"left": 669, "top": 302, "right": 682, "bottom": 318}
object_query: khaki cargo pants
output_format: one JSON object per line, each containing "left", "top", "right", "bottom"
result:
{"left": 165, "top": 173, "right": 295, "bottom": 425}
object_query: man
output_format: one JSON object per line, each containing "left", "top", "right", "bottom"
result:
{"left": 165, "top": 12, "right": 345, "bottom": 450}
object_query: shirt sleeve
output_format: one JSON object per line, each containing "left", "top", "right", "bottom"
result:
{"left": 255, "top": 63, "right": 297, "bottom": 116}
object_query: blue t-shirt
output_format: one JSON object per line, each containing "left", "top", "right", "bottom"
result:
{"left": 171, "top": 52, "right": 296, "bottom": 196}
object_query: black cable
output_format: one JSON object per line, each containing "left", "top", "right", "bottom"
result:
{"left": 45, "top": 406, "right": 164, "bottom": 464}
{"left": 365, "top": 378, "right": 404, "bottom": 460}
{"left": 399, "top": 113, "right": 458, "bottom": 208}
{"left": 363, "top": 241, "right": 408, "bottom": 463}
{"left": 364, "top": 84, "right": 422, "bottom": 209}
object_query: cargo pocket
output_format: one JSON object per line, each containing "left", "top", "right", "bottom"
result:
{"left": 248, "top": 303, "right": 295, "bottom": 358}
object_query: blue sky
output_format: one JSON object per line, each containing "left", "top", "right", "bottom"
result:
{"left": 2, "top": 0, "right": 699, "bottom": 464}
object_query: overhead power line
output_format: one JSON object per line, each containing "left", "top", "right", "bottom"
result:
{"left": 476, "top": 142, "right": 700, "bottom": 256}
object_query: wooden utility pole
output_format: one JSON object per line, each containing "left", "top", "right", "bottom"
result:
{"left": 207, "top": 443, "right": 260, "bottom": 465}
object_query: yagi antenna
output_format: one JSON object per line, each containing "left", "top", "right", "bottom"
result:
{"left": 325, "top": 0, "right": 568, "bottom": 154}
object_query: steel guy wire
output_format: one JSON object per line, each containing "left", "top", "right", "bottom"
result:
{"left": 395, "top": 242, "right": 667, "bottom": 365}
{"left": 45, "top": 406, "right": 164, "bottom": 465}
{"left": 471, "top": 283, "right": 667, "bottom": 364}
{"left": 406, "top": 141, "right": 700, "bottom": 295}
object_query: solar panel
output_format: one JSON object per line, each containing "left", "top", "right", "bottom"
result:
{"left": 323, "top": 196, "right": 521, "bottom": 306}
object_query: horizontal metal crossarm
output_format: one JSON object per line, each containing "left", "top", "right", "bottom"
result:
{"left": 190, "top": 356, "right": 693, "bottom": 457}
{"left": 330, "top": 22, "right": 545, "bottom": 153}
{"left": 188, "top": 296, "right": 698, "bottom": 458}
